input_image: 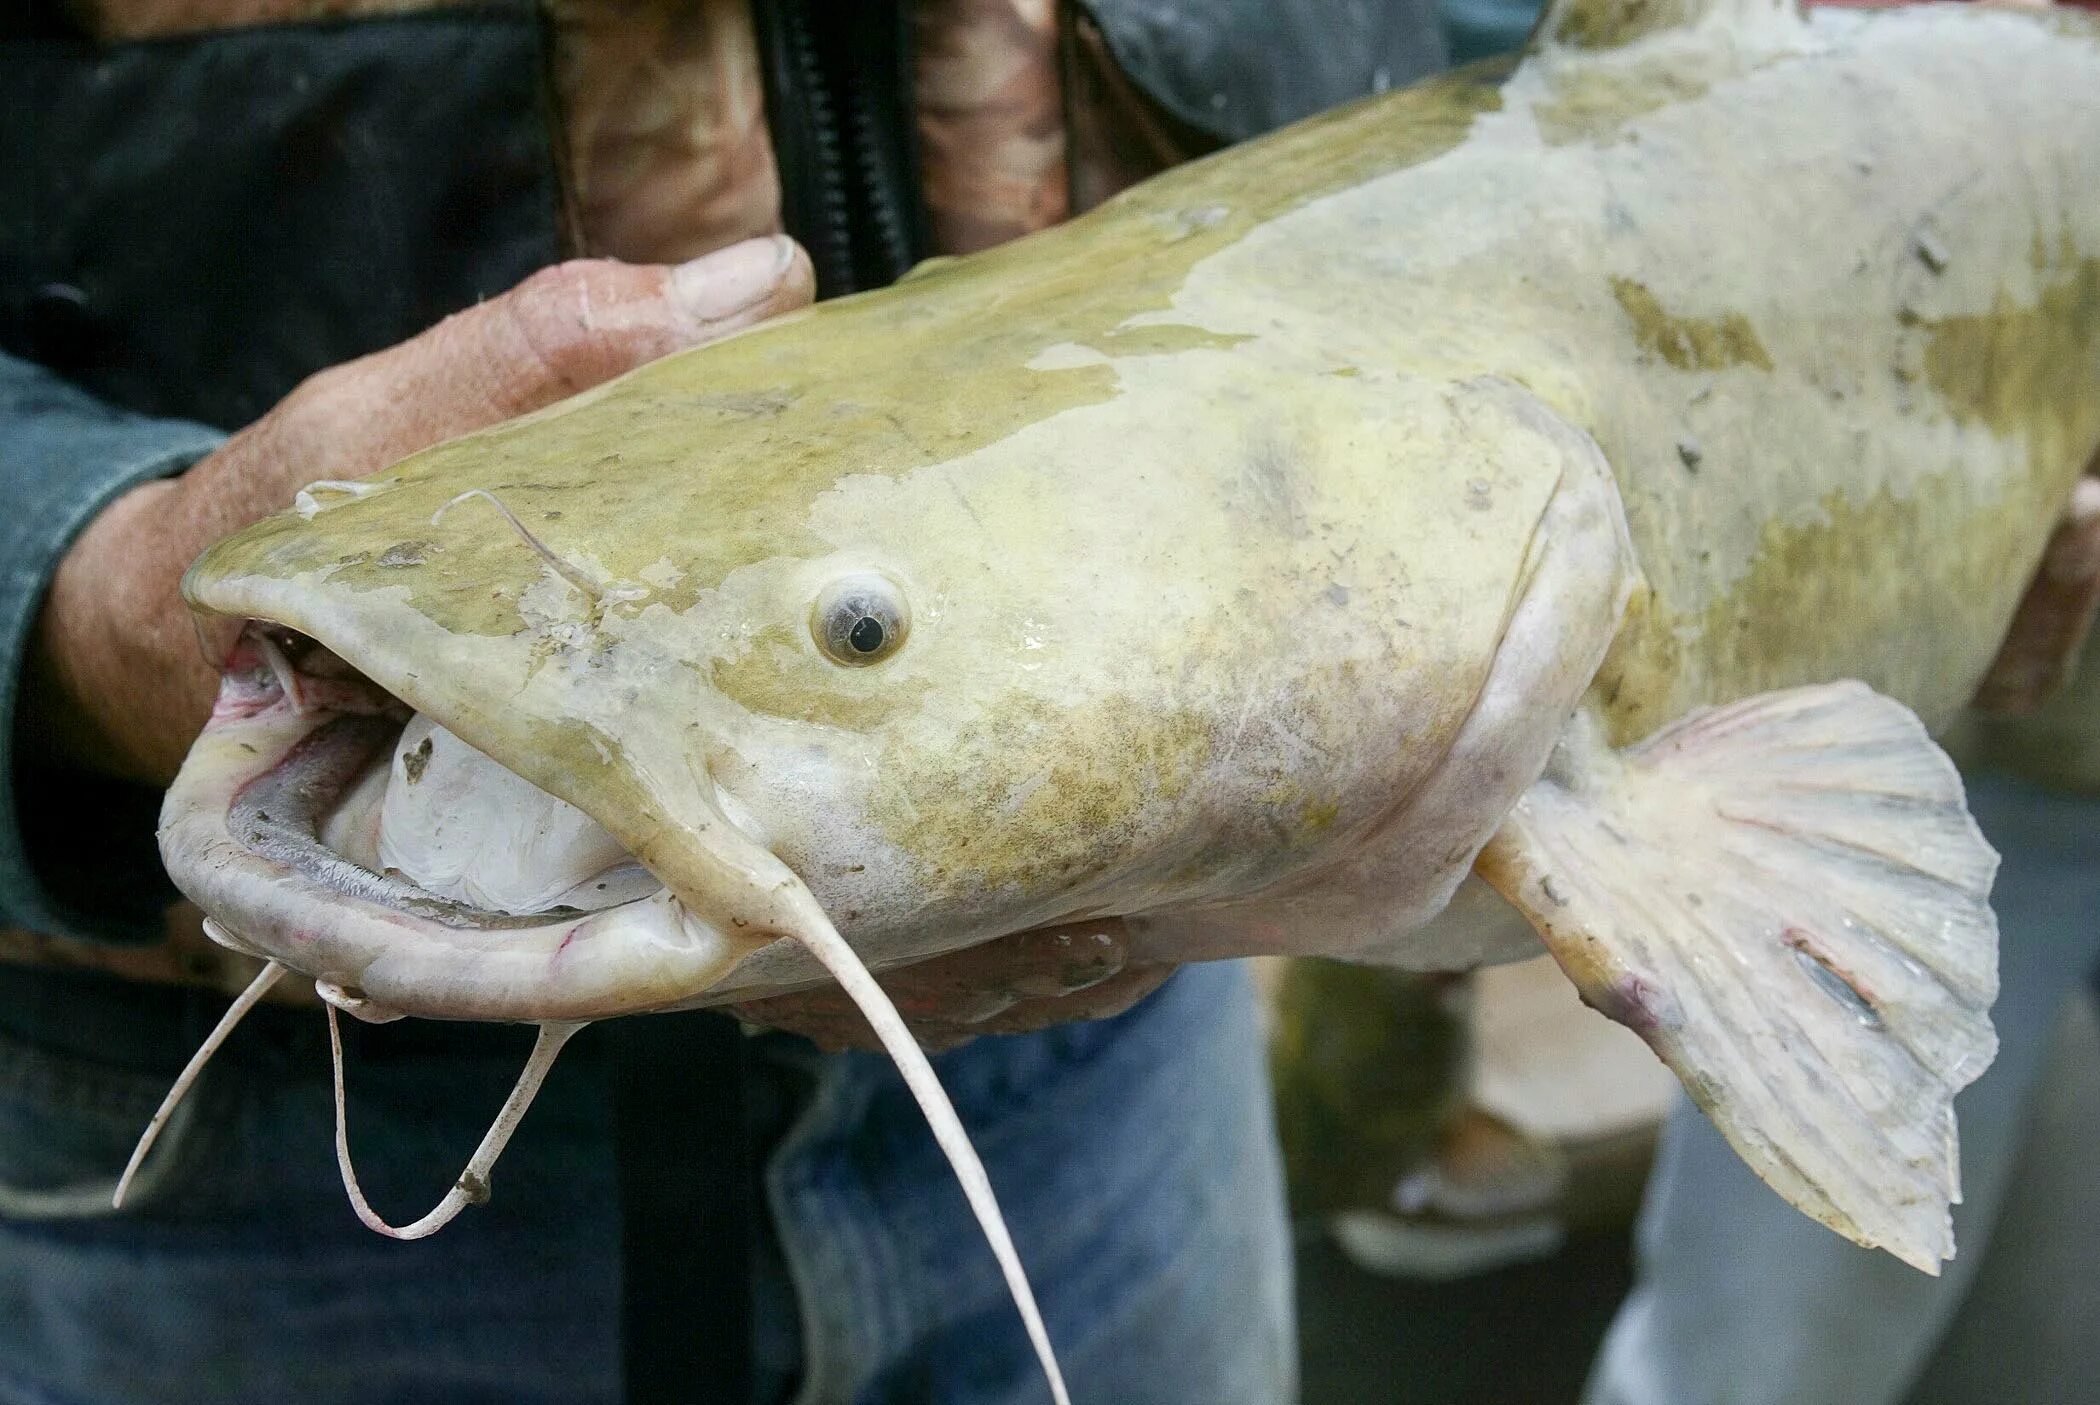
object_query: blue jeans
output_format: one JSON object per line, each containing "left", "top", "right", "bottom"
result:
{"left": 0, "top": 960, "right": 1294, "bottom": 1405}
{"left": 1583, "top": 773, "right": 2100, "bottom": 1405}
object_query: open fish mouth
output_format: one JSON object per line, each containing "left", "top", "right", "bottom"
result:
{"left": 147, "top": 625, "right": 1075, "bottom": 1403}
{"left": 159, "top": 624, "right": 753, "bottom": 1027}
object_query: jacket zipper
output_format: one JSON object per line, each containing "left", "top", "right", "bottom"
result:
{"left": 755, "top": 0, "right": 927, "bottom": 298}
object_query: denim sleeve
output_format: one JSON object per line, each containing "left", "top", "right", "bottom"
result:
{"left": 0, "top": 351, "right": 224, "bottom": 942}
{"left": 1441, "top": 0, "right": 1542, "bottom": 64}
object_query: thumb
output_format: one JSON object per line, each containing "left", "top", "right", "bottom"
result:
{"left": 278, "top": 235, "right": 813, "bottom": 477}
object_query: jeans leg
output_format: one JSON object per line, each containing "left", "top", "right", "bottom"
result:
{"left": 763, "top": 960, "right": 1297, "bottom": 1405}
{"left": 0, "top": 969, "right": 623, "bottom": 1405}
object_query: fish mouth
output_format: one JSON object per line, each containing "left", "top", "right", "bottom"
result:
{"left": 155, "top": 622, "right": 1075, "bottom": 1396}
{"left": 158, "top": 623, "right": 756, "bottom": 1024}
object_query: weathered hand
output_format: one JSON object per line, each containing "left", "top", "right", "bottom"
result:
{"left": 731, "top": 921, "right": 1176, "bottom": 1052}
{"left": 1973, "top": 471, "right": 2100, "bottom": 715}
{"left": 29, "top": 236, "right": 814, "bottom": 784}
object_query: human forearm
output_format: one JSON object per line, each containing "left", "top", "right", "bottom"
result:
{"left": 27, "top": 240, "right": 815, "bottom": 785}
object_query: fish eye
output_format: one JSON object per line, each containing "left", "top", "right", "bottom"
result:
{"left": 812, "top": 574, "right": 910, "bottom": 667}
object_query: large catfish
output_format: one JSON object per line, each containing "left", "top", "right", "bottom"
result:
{"left": 131, "top": 0, "right": 2099, "bottom": 1394}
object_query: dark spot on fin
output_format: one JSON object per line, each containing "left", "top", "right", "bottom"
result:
{"left": 1788, "top": 935, "right": 1884, "bottom": 1031}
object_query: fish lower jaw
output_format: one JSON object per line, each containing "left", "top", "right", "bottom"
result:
{"left": 157, "top": 626, "right": 753, "bottom": 1022}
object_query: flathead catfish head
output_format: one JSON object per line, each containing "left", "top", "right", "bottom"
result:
{"left": 162, "top": 155, "right": 1627, "bottom": 1026}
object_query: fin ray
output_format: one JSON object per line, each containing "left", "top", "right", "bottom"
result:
{"left": 1479, "top": 681, "right": 1997, "bottom": 1272}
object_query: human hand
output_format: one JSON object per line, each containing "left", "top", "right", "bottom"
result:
{"left": 1973, "top": 471, "right": 2100, "bottom": 715}
{"left": 731, "top": 921, "right": 1176, "bottom": 1053}
{"left": 28, "top": 236, "right": 814, "bottom": 784}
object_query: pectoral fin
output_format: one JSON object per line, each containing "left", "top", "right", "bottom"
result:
{"left": 1477, "top": 681, "right": 1999, "bottom": 1271}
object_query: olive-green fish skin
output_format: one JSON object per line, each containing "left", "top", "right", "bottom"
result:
{"left": 183, "top": 3, "right": 2100, "bottom": 985}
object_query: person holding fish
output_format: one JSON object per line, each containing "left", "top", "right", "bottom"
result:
{"left": 0, "top": 5, "right": 1460, "bottom": 1402}
{"left": 6, "top": 4, "right": 2100, "bottom": 1405}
